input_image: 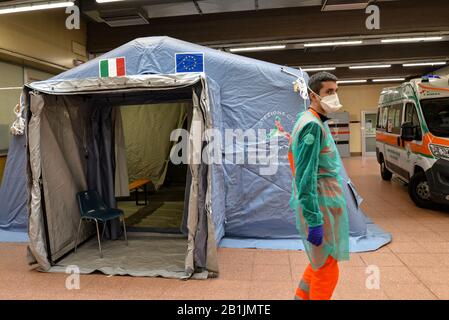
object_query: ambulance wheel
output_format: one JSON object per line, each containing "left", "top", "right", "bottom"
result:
{"left": 409, "top": 171, "right": 434, "bottom": 208}
{"left": 380, "top": 156, "right": 392, "bottom": 181}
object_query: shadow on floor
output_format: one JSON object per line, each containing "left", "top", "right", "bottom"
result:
{"left": 118, "top": 183, "right": 185, "bottom": 233}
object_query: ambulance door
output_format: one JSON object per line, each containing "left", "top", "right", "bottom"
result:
{"left": 384, "top": 103, "right": 407, "bottom": 178}
{"left": 402, "top": 101, "right": 423, "bottom": 179}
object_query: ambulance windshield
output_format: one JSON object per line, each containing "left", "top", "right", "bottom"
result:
{"left": 421, "top": 97, "right": 449, "bottom": 137}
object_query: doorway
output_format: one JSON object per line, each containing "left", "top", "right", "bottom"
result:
{"left": 361, "top": 110, "right": 377, "bottom": 157}
{"left": 117, "top": 100, "right": 192, "bottom": 234}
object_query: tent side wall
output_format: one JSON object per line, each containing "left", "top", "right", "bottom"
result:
{"left": 0, "top": 132, "right": 28, "bottom": 231}
{"left": 28, "top": 93, "right": 96, "bottom": 265}
{"left": 206, "top": 78, "right": 226, "bottom": 243}
{"left": 0, "top": 90, "right": 29, "bottom": 232}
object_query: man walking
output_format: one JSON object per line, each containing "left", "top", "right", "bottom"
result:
{"left": 289, "top": 72, "right": 350, "bottom": 300}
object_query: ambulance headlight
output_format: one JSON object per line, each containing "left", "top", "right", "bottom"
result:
{"left": 429, "top": 144, "right": 449, "bottom": 160}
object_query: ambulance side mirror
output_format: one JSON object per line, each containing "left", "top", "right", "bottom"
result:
{"left": 401, "top": 122, "right": 415, "bottom": 141}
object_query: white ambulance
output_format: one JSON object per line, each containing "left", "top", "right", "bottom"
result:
{"left": 376, "top": 75, "right": 449, "bottom": 208}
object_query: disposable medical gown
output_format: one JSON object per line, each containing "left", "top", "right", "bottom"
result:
{"left": 289, "top": 109, "right": 349, "bottom": 269}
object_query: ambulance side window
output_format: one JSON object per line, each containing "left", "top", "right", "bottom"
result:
{"left": 387, "top": 107, "right": 394, "bottom": 133}
{"left": 376, "top": 108, "right": 381, "bottom": 129}
{"left": 404, "top": 103, "right": 422, "bottom": 140}
{"left": 378, "top": 106, "right": 389, "bottom": 130}
{"left": 382, "top": 107, "right": 389, "bottom": 129}
{"left": 377, "top": 107, "right": 385, "bottom": 130}
{"left": 387, "top": 104, "right": 402, "bottom": 134}
{"left": 404, "top": 103, "right": 414, "bottom": 124}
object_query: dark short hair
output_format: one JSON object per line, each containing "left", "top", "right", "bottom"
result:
{"left": 308, "top": 71, "right": 338, "bottom": 95}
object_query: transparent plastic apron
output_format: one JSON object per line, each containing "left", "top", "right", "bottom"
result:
{"left": 289, "top": 109, "right": 349, "bottom": 270}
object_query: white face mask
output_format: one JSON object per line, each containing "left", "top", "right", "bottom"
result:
{"left": 319, "top": 93, "right": 343, "bottom": 113}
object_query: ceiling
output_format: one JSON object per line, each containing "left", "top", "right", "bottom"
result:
{"left": 81, "top": 0, "right": 374, "bottom": 20}
{"left": 79, "top": 0, "right": 449, "bottom": 82}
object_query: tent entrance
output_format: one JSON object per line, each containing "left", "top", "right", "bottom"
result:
{"left": 57, "top": 89, "right": 197, "bottom": 278}
{"left": 27, "top": 76, "right": 218, "bottom": 278}
{"left": 117, "top": 100, "right": 192, "bottom": 234}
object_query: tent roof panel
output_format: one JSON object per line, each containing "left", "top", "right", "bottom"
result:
{"left": 28, "top": 73, "right": 204, "bottom": 95}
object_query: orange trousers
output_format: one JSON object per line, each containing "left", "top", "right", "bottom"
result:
{"left": 294, "top": 256, "right": 339, "bottom": 300}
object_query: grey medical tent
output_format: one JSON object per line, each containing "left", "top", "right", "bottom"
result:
{"left": 0, "top": 37, "right": 391, "bottom": 278}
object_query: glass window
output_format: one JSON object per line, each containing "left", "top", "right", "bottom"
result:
{"left": 387, "top": 106, "right": 394, "bottom": 133}
{"left": 420, "top": 97, "right": 449, "bottom": 138}
{"left": 376, "top": 108, "right": 381, "bottom": 129}
{"left": 378, "top": 106, "right": 388, "bottom": 130}
{"left": 393, "top": 107, "right": 402, "bottom": 130}
{"left": 404, "top": 102, "right": 422, "bottom": 140}
{"left": 405, "top": 103, "right": 414, "bottom": 123}
{"left": 387, "top": 104, "right": 402, "bottom": 134}
{"left": 412, "top": 109, "right": 420, "bottom": 128}
{"left": 382, "top": 107, "right": 390, "bottom": 129}
{"left": 405, "top": 103, "right": 420, "bottom": 126}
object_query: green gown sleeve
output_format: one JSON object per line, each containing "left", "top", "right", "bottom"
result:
{"left": 293, "top": 122, "right": 324, "bottom": 227}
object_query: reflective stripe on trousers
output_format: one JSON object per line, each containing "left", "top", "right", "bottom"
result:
{"left": 294, "top": 256, "right": 339, "bottom": 300}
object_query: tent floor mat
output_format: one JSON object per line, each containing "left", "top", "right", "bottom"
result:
{"left": 47, "top": 233, "right": 209, "bottom": 279}
{"left": 0, "top": 230, "right": 29, "bottom": 243}
{"left": 220, "top": 221, "right": 392, "bottom": 252}
{"left": 129, "top": 201, "right": 184, "bottom": 229}
{"left": 120, "top": 184, "right": 185, "bottom": 230}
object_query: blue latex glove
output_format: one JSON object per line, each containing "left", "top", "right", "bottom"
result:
{"left": 307, "top": 225, "right": 323, "bottom": 246}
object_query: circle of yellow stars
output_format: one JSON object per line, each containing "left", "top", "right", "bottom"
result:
{"left": 179, "top": 55, "right": 199, "bottom": 71}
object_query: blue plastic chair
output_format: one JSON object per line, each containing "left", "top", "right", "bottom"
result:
{"left": 75, "top": 190, "right": 128, "bottom": 258}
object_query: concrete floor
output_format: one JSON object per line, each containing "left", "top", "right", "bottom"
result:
{"left": 2, "top": 156, "right": 449, "bottom": 300}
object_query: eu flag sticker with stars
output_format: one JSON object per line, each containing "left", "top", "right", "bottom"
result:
{"left": 175, "top": 53, "right": 204, "bottom": 73}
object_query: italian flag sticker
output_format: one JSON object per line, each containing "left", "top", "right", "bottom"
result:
{"left": 99, "top": 57, "right": 126, "bottom": 77}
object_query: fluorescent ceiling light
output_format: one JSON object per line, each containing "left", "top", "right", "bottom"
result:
{"left": 322, "top": 2, "right": 369, "bottom": 11}
{"left": 0, "top": 1, "right": 74, "bottom": 14}
{"left": 349, "top": 64, "right": 391, "bottom": 69}
{"left": 403, "top": 61, "right": 446, "bottom": 67}
{"left": 301, "top": 67, "right": 336, "bottom": 72}
{"left": 381, "top": 36, "right": 443, "bottom": 43}
{"left": 96, "top": 0, "right": 126, "bottom": 3}
{"left": 304, "top": 40, "right": 363, "bottom": 47}
{"left": 373, "top": 78, "right": 405, "bottom": 82}
{"left": 229, "top": 45, "right": 286, "bottom": 53}
{"left": 337, "top": 79, "right": 367, "bottom": 84}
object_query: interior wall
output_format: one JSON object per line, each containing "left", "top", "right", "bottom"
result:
{"left": 25, "top": 68, "right": 55, "bottom": 84}
{"left": 0, "top": 9, "right": 87, "bottom": 72}
{"left": 0, "top": 61, "right": 55, "bottom": 158}
{"left": 0, "top": 61, "right": 23, "bottom": 155}
{"left": 338, "top": 83, "right": 399, "bottom": 155}
{"left": 0, "top": 9, "right": 84, "bottom": 181}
